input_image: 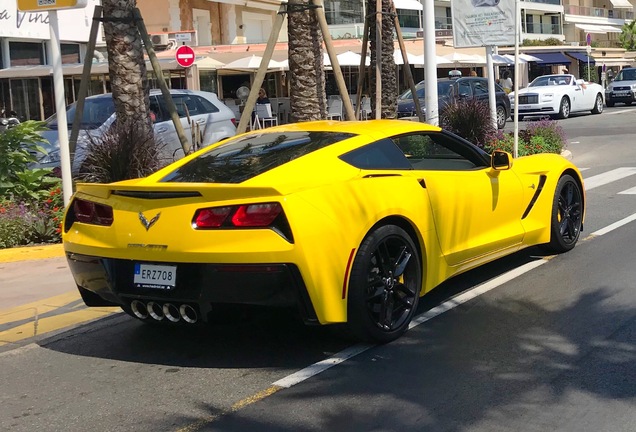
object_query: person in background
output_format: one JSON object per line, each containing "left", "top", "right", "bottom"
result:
{"left": 500, "top": 70, "right": 513, "bottom": 94}
{"left": 257, "top": 88, "right": 270, "bottom": 104}
{"left": 562, "top": 68, "right": 569, "bottom": 74}
{"left": 470, "top": 70, "right": 477, "bottom": 77}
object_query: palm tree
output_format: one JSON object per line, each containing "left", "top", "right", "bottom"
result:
{"left": 101, "top": 0, "right": 153, "bottom": 140}
{"left": 367, "top": 0, "right": 398, "bottom": 119}
{"left": 287, "top": 0, "right": 328, "bottom": 121}
{"left": 619, "top": 20, "right": 636, "bottom": 51}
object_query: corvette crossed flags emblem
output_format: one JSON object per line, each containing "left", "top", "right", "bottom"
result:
{"left": 139, "top": 212, "right": 161, "bottom": 231}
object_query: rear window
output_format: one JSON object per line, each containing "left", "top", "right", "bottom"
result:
{"left": 161, "top": 131, "right": 356, "bottom": 184}
{"left": 46, "top": 96, "right": 114, "bottom": 130}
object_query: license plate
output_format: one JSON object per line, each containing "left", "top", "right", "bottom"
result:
{"left": 134, "top": 263, "right": 177, "bottom": 289}
{"left": 519, "top": 105, "right": 532, "bottom": 110}
{"left": 614, "top": 91, "right": 629, "bottom": 96}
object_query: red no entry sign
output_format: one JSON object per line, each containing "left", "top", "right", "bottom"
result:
{"left": 175, "top": 45, "right": 195, "bottom": 68}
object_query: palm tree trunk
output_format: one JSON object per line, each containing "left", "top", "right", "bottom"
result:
{"left": 368, "top": 0, "right": 398, "bottom": 119}
{"left": 287, "top": 0, "right": 327, "bottom": 122}
{"left": 102, "top": 0, "right": 153, "bottom": 139}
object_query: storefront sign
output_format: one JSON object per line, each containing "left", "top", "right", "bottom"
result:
{"left": 17, "top": 0, "right": 87, "bottom": 12}
{"left": 0, "top": 0, "right": 96, "bottom": 40}
{"left": 451, "top": 0, "right": 515, "bottom": 48}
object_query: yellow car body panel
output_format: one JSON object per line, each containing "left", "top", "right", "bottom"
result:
{"left": 63, "top": 120, "right": 585, "bottom": 331}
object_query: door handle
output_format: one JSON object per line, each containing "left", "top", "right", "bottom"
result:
{"left": 157, "top": 127, "right": 167, "bottom": 132}
{"left": 196, "top": 119, "right": 206, "bottom": 124}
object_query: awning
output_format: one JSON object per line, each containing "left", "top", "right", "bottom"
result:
{"left": 394, "top": 0, "right": 423, "bottom": 10}
{"left": 610, "top": 0, "right": 633, "bottom": 8}
{"left": 526, "top": 52, "right": 571, "bottom": 66}
{"left": 566, "top": 51, "right": 595, "bottom": 64}
{"left": 575, "top": 23, "right": 622, "bottom": 34}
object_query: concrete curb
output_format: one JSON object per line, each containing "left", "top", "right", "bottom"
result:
{"left": 561, "top": 149, "right": 573, "bottom": 160}
{"left": 0, "top": 243, "right": 64, "bottom": 263}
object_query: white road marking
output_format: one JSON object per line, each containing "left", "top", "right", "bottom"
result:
{"left": 584, "top": 167, "right": 636, "bottom": 190}
{"left": 590, "top": 212, "right": 636, "bottom": 236}
{"left": 604, "top": 109, "right": 632, "bottom": 116}
{"left": 618, "top": 186, "right": 636, "bottom": 195}
{"left": 273, "top": 259, "right": 547, "bottom": 389}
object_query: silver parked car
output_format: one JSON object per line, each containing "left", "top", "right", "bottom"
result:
{"left": 32, "top": 89, "right": 237, "bottom": 173}
{"left": 605, "top": 67, "right": 636, "bottom": 107}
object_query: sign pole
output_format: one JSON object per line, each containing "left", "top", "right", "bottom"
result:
{"left": 48, "top": 11, "right": 73, "bottom": 206}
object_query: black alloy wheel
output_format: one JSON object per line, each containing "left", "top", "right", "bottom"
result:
{"left": 545, "top": 174, "right": 583, "bottom": 253}
{"left": 347, "top": 225, "right": 421, "bottom": 343}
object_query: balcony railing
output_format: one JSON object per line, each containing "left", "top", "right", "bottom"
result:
{"left": 523, "top": 22, "right": 562, "bottom": 35}
{"left": 565, "top": 4, "right": 634, "bottom": 20}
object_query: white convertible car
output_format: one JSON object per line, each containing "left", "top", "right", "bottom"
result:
{"left": 509, "top": 74, "right": 605, "bottom": 120}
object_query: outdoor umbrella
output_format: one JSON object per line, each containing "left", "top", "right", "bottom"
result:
{"left": 221, "top": 55, "right": 284, "bottom": 71}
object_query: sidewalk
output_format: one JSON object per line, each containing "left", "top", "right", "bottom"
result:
{"left": 0, "top": 243, "right": 118, "bottom": 350}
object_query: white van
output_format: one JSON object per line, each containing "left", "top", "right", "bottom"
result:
{"left": 33, "top": 89, "right": 237, "bottom": 174}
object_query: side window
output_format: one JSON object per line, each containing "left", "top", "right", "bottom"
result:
{"left": 393, "top": 133, "right": 485, "bottom": 171}
{"left": 196, "top": 96, "right": 219, "bottom": 114}
{"left": 473, "top": 80, "right": 488, "bottom": 96}
{"left": 339, "top": 139, "right": 413, "bottom": 170}
{"left": 149, "top": 96, "right": 166, "bottom": 123}
{"left": 164, "top": 95, "right": 199, "bottom": 118}
{"left": 458, "top": 80, "right": 472, "bottom": 98}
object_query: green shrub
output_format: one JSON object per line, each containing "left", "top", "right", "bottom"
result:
{"left": 76, "top": 118, "right": 167, "bottom": 183}
{"left": 0, "top": 120, "right": 59, "bottom": 202}
{"left": 439, "top": 98, "right": 497, "bottom": 148}
{"left": 486, "top": 118, "right": 566, "bottom": 156}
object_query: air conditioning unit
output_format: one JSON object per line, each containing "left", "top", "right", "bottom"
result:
{"left": 151, "top": 34, "right": 170, "bottom": 46}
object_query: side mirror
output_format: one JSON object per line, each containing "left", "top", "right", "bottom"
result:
{"left": 491, "top": 150, "right": 512, "bottom": 170}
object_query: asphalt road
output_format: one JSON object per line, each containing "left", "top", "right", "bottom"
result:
{"left": 1, "top": 106, "right": 635, "bottom": 432}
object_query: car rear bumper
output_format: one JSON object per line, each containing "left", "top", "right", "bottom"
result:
{"left": 67, "top": 252, "right": 319, "bottom": 324}
{"left": 605, "top": 92, "right": 635, "bottom": 103}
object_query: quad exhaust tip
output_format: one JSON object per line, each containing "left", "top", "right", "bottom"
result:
{"left": 129, "top": 300, "right": 198, "bottom": 324}
{"left": 163, "top": 303, "right": 180, "bottom": 322}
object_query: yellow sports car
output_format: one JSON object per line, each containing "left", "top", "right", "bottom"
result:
{"left": 63, "top": 120, "right": 584, "bottom": 342}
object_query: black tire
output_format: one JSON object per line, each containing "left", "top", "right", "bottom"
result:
{"left": 496, "top": 105, "right": 507, "bottom": 129}
{"left": 591, "top": 93, "right": 604, "bottom": 114}
{"left": 557, "top": 97, "right": 570, "bottom": 119}
{"left": 544, "top": 174, "right": 583, "bottom": 253}
{"left": 626, "top": 101, "right": 633, "bottom": 106}
{"left": 607, "top": 100, "right": 615, "bottom": 108}
{"left": 346, "top": 225, "right": 421, "bottom": 343}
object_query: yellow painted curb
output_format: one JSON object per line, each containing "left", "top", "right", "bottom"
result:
{"left": 0, "top": 243, "right": 65, "bottom": 263}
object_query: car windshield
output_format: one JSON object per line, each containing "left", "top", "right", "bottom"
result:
{"left": 614, "top": 69, "right": 636, "bottom": 81}
{"left": 161, "top": 131, "right": 356, "bottom": 184}
{"left": 529, "top": 75, "right": 572, "bottom": 87}
{"left": 398, "top": 81, "right": 454, "bottom": 100}
{"left": 46, "top": 96, "right": 115, "bottom": 130}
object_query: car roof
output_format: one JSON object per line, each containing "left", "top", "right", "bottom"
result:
{"left": 84, "top": 89, "right": 211, "bottom": 100}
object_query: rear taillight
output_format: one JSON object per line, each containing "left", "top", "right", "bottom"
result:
{"left": 71, "top": 198, "right": 114, "bottom": 226}
{"left": 192, "top": 202, "right": 292, "bottom": 242}
{"left": 193, "top": 206, "right": 233, "bottom": 228}
{"left": 231, "top": 118, "right": 237, "bottom": 126}
{"left": 231, "top": 203, "right": 282, "bottom": 227}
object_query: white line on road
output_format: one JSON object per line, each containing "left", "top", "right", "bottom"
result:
{"left": 590, "top": 212, "right": 636, "bottom": 237}
{"left": 604, "top": 109, "right": 632, "bottom": 116}
{"left": 272, "top": 259, "right": 547, "bottom": 389}
{"left": 618, "top": 186, "right": 636, "bottom": 195}
{"left": 584, "top": 167, "right": 636, "bottom": 190}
